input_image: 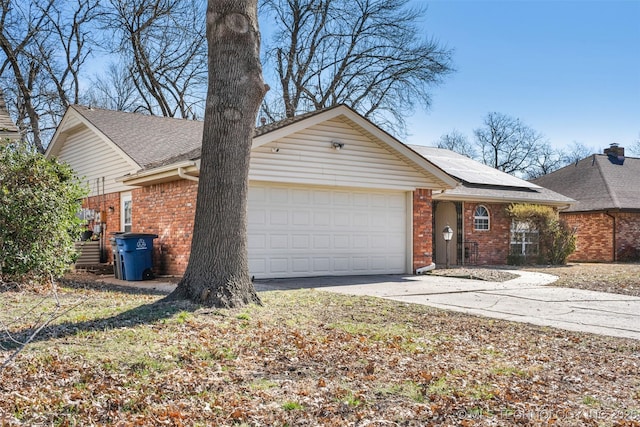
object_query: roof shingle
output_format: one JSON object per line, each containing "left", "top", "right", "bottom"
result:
{"left": 532, "top": 154, "right": 640, "bottom": 212}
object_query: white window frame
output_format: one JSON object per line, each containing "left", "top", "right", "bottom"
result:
{"left": 473, "top": 205, "right": 490, "bottom": 231}
{"left": 510, "top": 220, "right": 539, "bottom": 256}
{"left": 121, "top": 192, "right": 132, "bottom": 232}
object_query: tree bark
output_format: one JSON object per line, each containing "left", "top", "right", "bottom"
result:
{"left": 167, "top": 0, "right": 267, "bottom": 308}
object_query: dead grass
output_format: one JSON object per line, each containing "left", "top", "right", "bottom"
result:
{"left": 524, "top": 262, "right": 640, "bottom": 297}
{"left": 1, "top": 276, "right": 639, "bottom": 426}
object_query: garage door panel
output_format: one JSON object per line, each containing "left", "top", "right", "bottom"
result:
{"left": 248, "top": 184, "right": 407, "bottom": 278}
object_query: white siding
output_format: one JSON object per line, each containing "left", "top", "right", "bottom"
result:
{"left": 250, "top": 117, "right": 439, "bottom": 190}
{"left": 55, "top": 128, "right": 139, "bottom": 196}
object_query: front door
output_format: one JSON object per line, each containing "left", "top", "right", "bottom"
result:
{"left": 434, "top": 201, "right": 457, "bottom": 266}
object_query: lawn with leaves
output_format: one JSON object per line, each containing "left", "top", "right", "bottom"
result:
{"left": 1, "top": 278, "right": 639, "bottom": 426}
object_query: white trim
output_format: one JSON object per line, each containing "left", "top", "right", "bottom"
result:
{"left": 120, "top": 192, "right": 132, "bottom": 232}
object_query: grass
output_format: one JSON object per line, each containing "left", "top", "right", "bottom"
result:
{"left": 1, "top": 277, "right": 639, "bottom": 426}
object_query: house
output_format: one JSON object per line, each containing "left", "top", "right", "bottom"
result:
{"left": 0, "top": 91, "right": 21, "bottom": 142}
{"left": 532, "top": 144, "right": 640, "bottom": 262}
{"left": 46, "top": 104, "right": 574, "bottom": 278}
{"left": 46, "top": 104, "right": 459, "bottom": 278}
{"left": 410, "top": 147, "right": 574, "bottom": 266}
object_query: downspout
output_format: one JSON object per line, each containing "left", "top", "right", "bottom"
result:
{"left": 178, "top": 167, "right": 199, "bottom": 182}
{"left": 416, "top": 263, "right": 436, "bottom": 274}
{"left": 605, "top": 211, "right": 616, "bottom": 262}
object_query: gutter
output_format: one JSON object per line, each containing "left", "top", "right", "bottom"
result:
{"left": 178, "top": 167, "right": 199, "bottom": 182}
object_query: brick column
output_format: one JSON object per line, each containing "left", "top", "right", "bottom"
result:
{"left": 413, "top": 189, "right": 433, "bottom": 272}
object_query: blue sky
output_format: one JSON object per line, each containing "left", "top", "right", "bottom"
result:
{"left": 403, "top": 0, "right": 640, "bottom": 153}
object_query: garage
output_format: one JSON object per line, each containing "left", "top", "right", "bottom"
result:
{"left": 248, "top": 182, "right": 408, "bottom": 278}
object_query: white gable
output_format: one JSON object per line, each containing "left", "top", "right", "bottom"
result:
{"left": 250, "top": 116, "right": 446, "bottom": 191}
{"left": 46, "top": 109, "right": 140, "bottom": 196}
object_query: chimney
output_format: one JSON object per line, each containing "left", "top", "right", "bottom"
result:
{"left": 604, "top": 143, "right": 625, "bottom": 165}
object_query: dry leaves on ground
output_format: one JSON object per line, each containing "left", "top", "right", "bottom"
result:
{"left": 1, "top": 278, "right": 639, "bottom": 426}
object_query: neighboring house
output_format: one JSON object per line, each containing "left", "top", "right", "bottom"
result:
{"left": 410, "top": 147, "right": 574, "bottom": 266}
{"left": 46, "top": 104, "right": 458, "bottom": 278}
{"left": 0, "top": 91, "right": 21, "bottom": 142}
{"left": 532, "top": 144, "right": 640, "bottom": 262}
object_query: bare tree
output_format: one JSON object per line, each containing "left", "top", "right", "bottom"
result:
{"left": 473, "top": 112, "right": 546, "bottom": 177}
{"left": 435, "top": 129, "right": 477, "bottom": 158}
{"left": 630, "top": 133, "right": 640, "bottom": 156}
{"left": 559, "top": 141, "right": 594, "bottom": 165}
{"left": 168, "top": 0, "right": 267, "bottom": 308}
{"left": 0, "top": 0, "right": 98, "bottom": 152}
{"left": 86, "top": 62, "right": 142, "bottom": 111}
{"left": 101, "top": 0, "right": 208, "bottom": 118}
{"left": 260, "top": 0, "right": 454, "bottom": 135}
{"left": 526, "top": 143, "right": 564, "bottom": 180}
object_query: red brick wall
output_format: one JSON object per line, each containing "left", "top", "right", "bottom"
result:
{"left": 562, "top": 211, "right": 640, "bottom": 262}
{"left": 413, "top": 189, "right": 433, "bottom": 271}
{"left": 132, "top": 180, "right": 198, "bottom": 276}
{"left": 464, "top": 203, "right": 511, "bottom": 265}
{"left": 562, "top": 212, "right": 614, "bottom": 262}
{"left": 616, "top": 212, "right": 640, "bottom": 260}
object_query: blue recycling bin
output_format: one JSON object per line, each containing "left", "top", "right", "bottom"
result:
{"left": 115, "top": 233, "right": 158, "bottom": 281}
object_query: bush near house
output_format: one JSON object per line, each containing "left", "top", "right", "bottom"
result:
{"left": 507, "top": 203, "right": 576, "bottom": 265}
{"left": 0, "top": 141, "right": 87, "bottom": 284}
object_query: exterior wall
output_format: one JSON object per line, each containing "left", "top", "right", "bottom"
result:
{"left": 463, "top": 202, "right": 511, "bottom": 265}
{"left": 250, "top": 117, "right": 441, "bottom": 190}
{"left": 413, "top": 189, "right": 433, "bottom": 271}
{"left": 562, "top": 212, "right": 614, "bottom": 262}
{"left": 562, "top": 211, "right": 640, "bottom": 262}
{"left": 95, "top": 181, "right": 435, "bottom": 277}
{"left": 132, "top": 180, "right": 198, "bottom": 276}
{"left": 616, "top": 212, "right": 640, "bottom": 260}
{"left": 54, "top": 126, "right": 138, "bottom": 196}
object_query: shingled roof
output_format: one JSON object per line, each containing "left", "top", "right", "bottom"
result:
{"left": 70, "top": 105, "right": 340, "bottom": 169}
{"left": 410, "top": 146, "right": 574, "bottom": 206}
{"left": 0, "top": 91, "right": 20, "bottom": 141}
{"left": 532, "top": 152, "right": 640, "bottom": 212}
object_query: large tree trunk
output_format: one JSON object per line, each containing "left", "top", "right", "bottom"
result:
{"left": 167, "top": 0, "right": 267, "bottom": 308}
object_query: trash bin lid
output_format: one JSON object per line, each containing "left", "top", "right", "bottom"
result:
{"left": 116, "top": 232, "right": 158, "bottom": 239}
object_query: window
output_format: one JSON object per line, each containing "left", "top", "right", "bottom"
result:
{"left": 121, "top": 192, "right": 132, "bottom": 232}
{"left": 473, "top": 205, "right": 490, "bottom": 230}
{"left": 510, "top": 221, "right": 539, "bottom": 257}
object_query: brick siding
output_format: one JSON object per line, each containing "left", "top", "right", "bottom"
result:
{"left": 413, "top": 189, "right": 433, "bottom": 271}
{"left": 464, "top": 202, "right": 511, "bottom": 265}
{"left": 132, "top": 180, "right": 198, "bottom": 276}
{"left": 562, "top": 211, "right": 640, "bottom": 262}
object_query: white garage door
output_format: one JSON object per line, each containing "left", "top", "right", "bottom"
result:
{"left": 248, "top": 183, "right": 408, "bottom": 278}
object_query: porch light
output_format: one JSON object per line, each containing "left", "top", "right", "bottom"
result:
{"left": 442, "top": 225, "right": 453, "bottom": 269}
{"left": 331, "top": 141, "right": 344, "bottom": 150}
{"left": 442, "top": 225, "right": 453, "bottom": 241}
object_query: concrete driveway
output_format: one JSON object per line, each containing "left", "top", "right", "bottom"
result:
{"left": 254, "top": 271, "right": 640, "bottom": 340}
{"left": 100, "top": 270, "right": 640, "bottom": 340}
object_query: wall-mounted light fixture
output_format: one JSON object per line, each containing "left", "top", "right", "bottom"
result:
{"left": 271, "top": 147, "right": 280, "bottom": 153}
{"left": 331, "top": 141, "right": 344, "bottom": 150}
{"left": 108, "top": 206, "right": 115, "bottom": 214}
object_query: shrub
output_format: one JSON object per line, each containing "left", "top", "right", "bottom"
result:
{"left": 0, "top": 141, "right": 87, "bottom": 283}
{"left": 507, "top": 203, "right": 576, "bottom": 265}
